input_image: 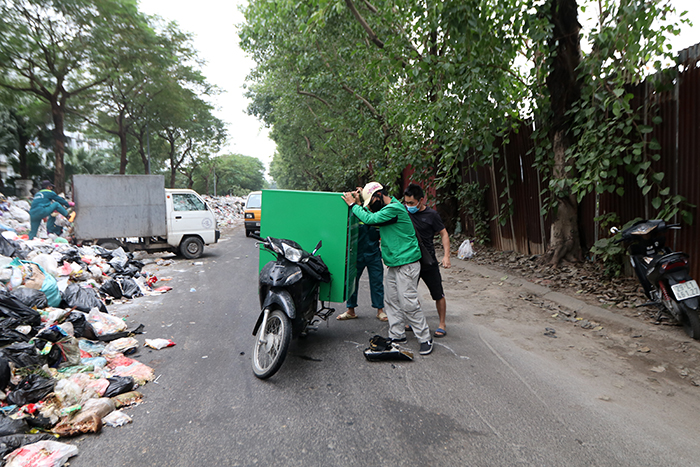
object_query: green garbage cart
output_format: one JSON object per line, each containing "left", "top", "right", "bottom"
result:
{"left": 259, "top": 189, "right": 358, "bottom": 303}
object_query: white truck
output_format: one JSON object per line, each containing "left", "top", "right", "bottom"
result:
{"left": 72, "top": 174, "right": 219, "bottom": 259}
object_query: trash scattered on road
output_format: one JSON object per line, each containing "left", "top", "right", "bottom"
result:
{"left": 144, "top": 338, "right": 176, "bottom": 350}
{"left": 0, "top": 195, "right": 203, "bottom": 460}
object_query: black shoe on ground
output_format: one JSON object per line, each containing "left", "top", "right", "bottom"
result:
{"left": 390, "top": 336, "right": 407, "bottom": 344}
{"left": 419, "top": 339, "right": 433, "bottom": 355}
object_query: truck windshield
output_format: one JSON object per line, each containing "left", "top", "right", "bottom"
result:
{"left": 173, "top": 193, "right": 206, "bottom": 211}
{"left": 246, "top": 193, "right": 262, "bottom": 209}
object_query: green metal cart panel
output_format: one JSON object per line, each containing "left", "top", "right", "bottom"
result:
{"left": 259, "top": 189, "right": 357, "bottom": 303}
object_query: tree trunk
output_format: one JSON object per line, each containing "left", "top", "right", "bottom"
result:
{"left": 543, "top": 0, "right": 583, "bottom": 266}
{"left": 51, "top": 102, "right": 66, "bottom": 194}
{"left": 118, "top": 112, "right": 128, "bottom": 174}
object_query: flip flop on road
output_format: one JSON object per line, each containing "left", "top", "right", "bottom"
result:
{"left": 377, "top": 312, "right": 388, "bottom": 322}
{"left": 336, "top": 311, "right": 358, "bottom": 320}
{"left": 434, "top": 328, "right": 447, "bottom": 338}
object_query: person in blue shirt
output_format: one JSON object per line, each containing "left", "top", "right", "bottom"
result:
{"left": 28, "top": 180, "right": 74, "bottom": 239}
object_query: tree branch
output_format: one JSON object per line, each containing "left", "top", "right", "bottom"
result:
{"left": 344, "top": 0, "right": 384, "bottom": 48}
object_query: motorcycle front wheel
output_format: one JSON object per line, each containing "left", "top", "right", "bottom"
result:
{"left": 252, "top": 308, "right": 292, "bottom": 379}
{"left": 678, "top": 301, "right": 700, "bottom": 340}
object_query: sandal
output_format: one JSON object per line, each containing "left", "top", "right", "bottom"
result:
{"left": 336, "top": 311, "right": 358, "bottom": 320}
{"left": 377, "top": 311, "right": 388, "bottom": 322}
{"left": 434, "top": 328, "right": 447, "bottom": 338}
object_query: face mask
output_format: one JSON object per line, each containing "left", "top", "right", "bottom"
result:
{"left": 369, "top": 198, "right": 385, "bottom": 213}
{"left": 406, "top": 205, "right": 419, "bottom": 214}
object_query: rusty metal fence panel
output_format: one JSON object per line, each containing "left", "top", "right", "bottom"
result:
{"left": 464, "top": 42, "right": 700, "bottom": 279}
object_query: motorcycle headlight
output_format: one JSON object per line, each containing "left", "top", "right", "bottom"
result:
{"left": 282, "top": 243, "right": 302, "bottom": 262}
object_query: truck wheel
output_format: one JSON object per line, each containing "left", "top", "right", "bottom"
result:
{"left": 245, "top": 229, "right": 251, "bottom": 237}
{"left": 180, "top": 237, "right": 204, "bottom": 259}
{"left": 98, "top": 240, "right": 122, "bottom": 251}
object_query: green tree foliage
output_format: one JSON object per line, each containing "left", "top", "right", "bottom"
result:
{"left": 241, "top": 0, "right": 688, "bottom": 264}
{"left": 194, "top": 153, "right": 265, "bottom": 195}
{"left": 0, "top": 0, "right": 156, "bottom": 192}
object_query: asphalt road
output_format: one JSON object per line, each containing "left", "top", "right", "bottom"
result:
{"left": 67, "top": 227, "right": 700, "bottom": 466}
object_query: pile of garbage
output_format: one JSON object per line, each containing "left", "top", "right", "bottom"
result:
{"left": 0, "top": 224, "right": 174, "bottom": 464}
{"left": 202, "top": 195, "right": 246, "bottom": 227}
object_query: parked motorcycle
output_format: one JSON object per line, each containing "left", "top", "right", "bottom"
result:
{"left": 250, "top": 234, "right": 334, "bottom": 379}
{"left": 613, "top": 219, "right": 700, "bottom": 339}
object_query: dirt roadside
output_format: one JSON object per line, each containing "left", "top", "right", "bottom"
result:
{"left": 435, "top": 249, "right": 700, "bottom": 398}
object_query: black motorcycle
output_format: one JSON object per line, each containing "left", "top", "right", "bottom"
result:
{"left": 614, "top": 219, "right": 700, "bottom": 339}
{"left": 250, "top": 234, "right": 334, "bottom": 379}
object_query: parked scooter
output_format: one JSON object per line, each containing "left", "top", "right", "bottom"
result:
{"left": 250, "top": 234, "right": 334, "bottom": 379}
{"left": 613, "top": 219, "right": 700, "bottom": 339}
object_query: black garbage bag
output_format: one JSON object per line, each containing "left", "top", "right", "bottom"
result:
{"left": 0, "top": 318, "right": 32, "bottom": 347}
{"left": 0, "top": 342, "right": 44, "bottom": 368}
{"left": 35, "top": 325, "right": 65, "bottom": 343}
{"left": 103, "top": 375, "right": 136, "bottom": 397}
{"left": 66, "top": 311, "right": 97, "bottom": 340}
{"left": 60, "top": 248, "right": 86, "bottom": 268}
{"left": 10, "top": 288, "right": 48, "bottom": 309}
{"left": 92, "top": 245, "right": 114, "bottom": 258}
{"left": 62, "top": 283, "right": 107, "bottom": 313}
{"left": 98, "top": 323, "right": 144, "bottom": 342}
{"left": 116, "top": 277, "right": 142, "bottom": 299}
{"left": 0, "top": 356, "right": 10, "bottom": 392}
{"left": 6, "top": 374, "right": 55, "bottom": 406}
{"left": 0, "top": 433, "right": 55, "bottom": 459}
{"left": 99, "top": 279, "right": 123, "bottom": 299}
{"left": 33, "top": 338, "right": 62, "bottom": 367}
{"left": 0, "top": 291, "right": 42, "bottom": 326}
{"left": 0, "top": 236, "right": 16, "bottom": 258}
{"left": 0, "top": 415, "right": 29, "bottom": 437}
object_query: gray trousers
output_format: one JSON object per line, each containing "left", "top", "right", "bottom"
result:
{"left": 385, "top": 261, "right": 431, "bottom": 343}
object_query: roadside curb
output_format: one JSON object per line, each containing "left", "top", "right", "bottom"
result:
{"left": 453, "top": 260, "right": 682, "bottom": 340}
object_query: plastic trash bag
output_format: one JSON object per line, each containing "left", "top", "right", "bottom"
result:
{"left": 103, "top": 376, "right": 136, "bottom": 398}
{"left": 457, "top": 239, "right": 475, "bottom": 260}
{"left": 5, "top": 440, "right": 78, "bottom": 467}
{"left": 102, "top": 410, "right": 132, "bottom": 427}
{"left": 62, "top": 283, "right": 107, "bottom": 313}
{"left": 56, "top": 337, "right": 81, "bottom": 368}
{"left": 87, "top": 309, "right": 126, "bottom": 336}
{"left": 11, "top": 288, "right": 48, "bottom": 309}
{"left": 106, "top": 355, "right": 154, "bottom": 385}
{"left": 0, "top": 236, "right": 18, "bottom": 258}
{"left": 0, "top": 290, "right": 41, "bottom": 326}
{"left": 144, "top": 338, "right": 175, "bottom": 350}
{"left": 0, "top": 433, "right": 56, "bottom": 460}
{"left": 116, "top": 277, "right": 142, "bottom": 299}
{"left": 8, "top": 259, "right": 60, "bottom": 307}
{"left": 0, "top": 356, "right": 10, "bottom": 391}
{"left": 103, "top": 337, "right": 139, "bottom": 356}
{"left": 6, "top": 374, "right": 55, "bottom": 406}
{"left": 66, "top": 312, "right": 97, "bottom": 340}
{"left": 1, "top": 342, "right": 44, "bottom": 368}
{"left": 99, "top": 279, "right": 122, "bottom": 299}
{"left": 0, "top": 415, "right": 29, "bottom": 437}
{"left": 0, "top": 319, "right": 33, "bottom": 347}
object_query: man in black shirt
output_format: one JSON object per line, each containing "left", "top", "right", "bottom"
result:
{"left": 404, "top": 184, "right": 451, "bottom": 337}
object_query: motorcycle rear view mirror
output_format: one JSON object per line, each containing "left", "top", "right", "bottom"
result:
{"left": 312, "top": 241, "right": 322, "bottom": 255}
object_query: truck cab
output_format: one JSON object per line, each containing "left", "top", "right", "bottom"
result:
{"left": 165, "top": 189, "right": 220, "bottom": 258}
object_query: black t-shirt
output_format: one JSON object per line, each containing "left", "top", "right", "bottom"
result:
{"left": 409, "top": 207, "right": 445, "bottom": 259}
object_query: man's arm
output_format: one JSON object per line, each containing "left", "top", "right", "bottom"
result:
{"left": 439, "top": 228, "right": 451, "bottom": 268}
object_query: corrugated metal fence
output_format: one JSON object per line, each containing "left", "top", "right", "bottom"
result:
{"left": 458, "top": 43, "right": 700, "bottom": 278}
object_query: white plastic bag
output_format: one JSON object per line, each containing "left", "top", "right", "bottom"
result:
{"left": 5, "top": 440, "right": 78, "bottom": 467}
{"left": 87, "top": 309, "right": 127, "bottom": 336}
{"left": 457, "top": 240, "right": 474, "bottom": 260}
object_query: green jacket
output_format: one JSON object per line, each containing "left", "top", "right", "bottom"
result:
{"left": 350, "top": 197, "right": 420, "bottom": 267}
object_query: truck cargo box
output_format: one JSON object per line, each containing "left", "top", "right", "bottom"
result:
{"left": 73, "top": 175, "right": 167, "bottom": 239}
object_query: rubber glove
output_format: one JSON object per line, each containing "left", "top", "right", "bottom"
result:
{"left": 68, "top": 201, "right": 75, "bottom": 207}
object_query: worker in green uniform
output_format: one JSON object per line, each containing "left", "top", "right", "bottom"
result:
{"left": 341, "top": 182, "right": 433, "bottom": 355}
{"left": 28, "top": 180, "right": 73, "bottom": 239}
